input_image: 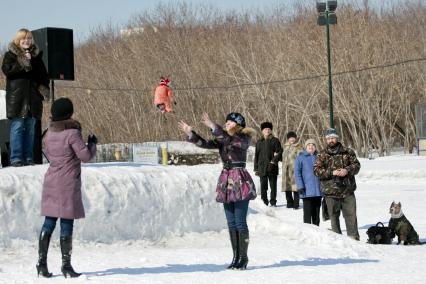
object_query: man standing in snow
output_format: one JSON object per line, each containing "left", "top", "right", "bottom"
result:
{"left": 254, "top": 121, "right": 283, "bottom": 207}
{"left": 314, "top": 128, "right": 361, "bottom": 240}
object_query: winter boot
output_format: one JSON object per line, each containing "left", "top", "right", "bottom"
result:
{"left": 293, "top": 192, "right": 300, "bottom": 209}
{"left": 60, "top": 236, "right": 81, "bottom": 278}
{"left": 227, "top": 230, "right": 239, "bottom": 269}
{"left": 36, "top": 231, "right": 53, "bottom": 278}
{"left": 285, "top": 191, "right": 294, "bottom": 208}
{"left": 234, "top": 231, "right": 249, "bottom": 270}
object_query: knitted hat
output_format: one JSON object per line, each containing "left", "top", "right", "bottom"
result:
{"left": 324, "top": 128, "right": 339, "bottom": 138}
{"left": 51, "top": 98, "right": 74, "bottom": 121}
{"left": 304, "top": 138, "right": 317, "bottom": 148}
{"left": 225, "top": 112, "right": 246, "bottom": 128}
{"left": 286, "top": 131, "right": 297, "bottom": 140}
{"left": 260, "top": 121, "right": 273, "bottom": 131}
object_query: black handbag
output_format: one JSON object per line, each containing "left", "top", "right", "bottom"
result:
{"left": 366, "top": 222, "right": 392, "bottom": 244}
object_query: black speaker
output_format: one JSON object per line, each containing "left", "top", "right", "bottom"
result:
{"left": 32, "top": 27, "right": 74, "bottom": 80}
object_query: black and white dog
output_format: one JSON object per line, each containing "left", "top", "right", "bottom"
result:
{"left": 389, "top": 201, "right": 421, "bottom": 245}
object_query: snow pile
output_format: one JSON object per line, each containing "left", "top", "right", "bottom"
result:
{"left": 0, "top": 163, "right": 227, "bottom": 245}
{"left": 1, "top": 155, "right": 426, "bottom": 283}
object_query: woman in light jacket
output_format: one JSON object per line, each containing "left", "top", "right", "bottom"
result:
{"left": 178, "top": 112, "right": 256, "bottom": 270}
{"left": 36, "top": 98, "right": 97, "bottom": 278}
{"left": 294, "top": 139, "right": 322, "bottom": 226}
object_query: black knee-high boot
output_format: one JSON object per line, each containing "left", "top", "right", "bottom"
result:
{"left": 234, "top": 231, "right": 249, "bottom": 270}
{"left": 36, "top": 231, "right": 53, "bottom": 278}
{"left": 227, "top": 230, "right": 239, "bottom": 269}
{"left": 60, "top": 236, "right": 81, "bottom": 278}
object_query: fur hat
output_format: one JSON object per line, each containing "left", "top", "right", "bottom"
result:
{"left": 324, "top": 128, "right": 339, "bottom": 138}
{"left": 51, "top": 98, "right": 74, "bottom": 121}
{"left": 226, "top": 112, "right": 246, "bottom": 128}
{"left": 260, "top": 121, "right": 273, "bottom": 131}
{"left": 159, "top": 76, "right": 170, "bottom": 85}
{"left": 286, "top": 131, "right": 297, "bottom": 140}
{"left": 304, "top": 138, "right": 317, "bottom": 148}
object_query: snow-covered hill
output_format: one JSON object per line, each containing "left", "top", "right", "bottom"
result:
{"left": 1, "top": 154, "right": 426, "bottom": 283}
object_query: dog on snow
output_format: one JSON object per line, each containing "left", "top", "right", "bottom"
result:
{"left": 389, "top": 201, "right": 421, "bottom": 245}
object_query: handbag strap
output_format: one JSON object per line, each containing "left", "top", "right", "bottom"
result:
{"left": 375, "top": 222, "right": 385, "bottom": 227}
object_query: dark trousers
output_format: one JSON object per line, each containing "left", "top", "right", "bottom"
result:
{"left": 325, "top": 193, "right": 360, "bottom": 240}
{"left": 223, "top": 200, "right": 249, "bottom": 233}
{"left": 41, "top": 216, "right": 74, "bottom": 237}
{"left": 285, "top": 191, "right": 300, "bottom": 208}
{"left": 302, "top": 197, "right": 322, "bottom": 226}
{"left": 260, "top": 174, "right": 277, "bottom": 206}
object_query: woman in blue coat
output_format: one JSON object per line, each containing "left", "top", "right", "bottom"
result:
{"left": 294, "top": 139, "right": 323, "bottom": 225}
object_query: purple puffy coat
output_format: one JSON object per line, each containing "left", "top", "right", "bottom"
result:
{"left": 188, "top": 124, "right": 257, "bottom": 203}
{"left": 41, "top": 119, "right": 96, "bottom": 219}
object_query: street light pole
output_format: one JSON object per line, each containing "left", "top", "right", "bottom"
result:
{"left": 317, "top": 1, "right": 337, "bottom": 129}
{"left": 326, "top": 10, "right": 334, "bottom": 129}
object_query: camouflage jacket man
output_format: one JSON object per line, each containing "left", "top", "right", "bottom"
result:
{"left": 313, "top": 142, "right": 361, "bottom": 198}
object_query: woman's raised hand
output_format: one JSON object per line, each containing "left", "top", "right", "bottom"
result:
{"left": 178, "top": 120, "right": 193, "bottom": 136}
{"left": 201, "top": 112, "right": 215, "bottom": 129}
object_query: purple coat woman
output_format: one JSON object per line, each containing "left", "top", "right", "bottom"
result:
{"left": 37, "top": 98, "right": 97, "bottom": 279}
{"left": 42, "top": 120, "right": 96, "bottom": 219}
{"left": 178, "top": 112, "right": 256, "bottom": 270}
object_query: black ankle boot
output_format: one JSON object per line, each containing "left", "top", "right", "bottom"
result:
{"left": 227, "top": 230, "right": 239, "bottom": 269}
{"left": 60, "top": 236, "right": 81, "bottom": 278}
{"left": 234, "top": 231, "right": 249, "bottom": 270}
{"left": 36, "top": 231, "right": 53, "bottom": 278}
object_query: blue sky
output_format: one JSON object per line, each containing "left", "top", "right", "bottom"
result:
{"left": 0, "top": 0, "right": 400, "bottom": 46}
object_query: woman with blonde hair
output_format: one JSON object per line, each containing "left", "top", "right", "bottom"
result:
{"left": 1, "top": 28, "right": 49, "bottom": 167}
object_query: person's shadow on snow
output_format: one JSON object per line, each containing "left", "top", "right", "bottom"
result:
{"left": 83, "top": 257, "right": 378, "bottom": 276}
{"left": 84, "top": 263, "right": 225, "bottom": 276}
{"left": 251, "top": 257, "right": 378, "bottom": 270}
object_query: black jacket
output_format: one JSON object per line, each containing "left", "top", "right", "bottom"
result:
{"left": 1, "top": 43, "right": 49, "bottom": 120}
{"left": 254, "top": 134, "right": 283, "bottom": 177}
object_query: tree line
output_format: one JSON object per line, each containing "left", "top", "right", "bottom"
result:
{"left": 1, "top": 1, "right": 425, "bottom": 157}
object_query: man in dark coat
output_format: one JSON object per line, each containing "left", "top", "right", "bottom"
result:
{"left": 314, "top": 128, "right": 361, "bottom": 240}
{"left": 254, "top": 122, "right": 283, "bottom": 206}
{"left": 1, "top": 28, "right": 49, "bottom": 166}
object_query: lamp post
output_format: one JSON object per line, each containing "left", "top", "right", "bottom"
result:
{"left": 317, "top": 0, "right": 337, "bottom": 129}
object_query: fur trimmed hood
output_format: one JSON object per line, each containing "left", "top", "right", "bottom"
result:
{"left": 7, "top": 42, "right": 40, "bottom": 71}
{"left": 48, "top": 119, "right": 81, "bottom": 132}
{"left": 227, "top": 126, "right": 257, "bottom": 137}
{"left": 240, "top": 127, "right": 256, "bottom": 137}
{"left": 8, "top": 42, "right": 40, "bottom": 57}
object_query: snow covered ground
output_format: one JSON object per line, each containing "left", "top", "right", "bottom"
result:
{"left": 1, "top": 153, "right": 426, "bottom": 283}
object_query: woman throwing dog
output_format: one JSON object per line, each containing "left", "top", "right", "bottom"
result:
{"left": 178, "top": 112, "right": 256, "bottom": 270}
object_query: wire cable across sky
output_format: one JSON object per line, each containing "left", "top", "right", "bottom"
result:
{"left": 57, "top": 56, "right": 426, "bottom": 93}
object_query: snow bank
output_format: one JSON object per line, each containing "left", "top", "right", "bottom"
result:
{"left": 1, "top": 154, "right": 425, "bottom": 248}
{"left": 0, "top": 163, "right": 227, "bottom": 245}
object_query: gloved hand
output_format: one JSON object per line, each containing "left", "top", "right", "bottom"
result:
{"left": 297, "top": 188, "right": 305, "bottom": 195}
{"left": 87, "top": 134, "right": 98, "bottom": 145}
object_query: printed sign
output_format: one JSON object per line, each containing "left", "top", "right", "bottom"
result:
{"left": 418, "top": 138, "right": 426, "bottom": 156}
{"left": 132, "top": 145, "right": 160, "bottom": 164}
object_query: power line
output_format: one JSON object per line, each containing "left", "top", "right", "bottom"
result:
{"left": 57, "top": 56, "right": 426, "bottom": 93}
